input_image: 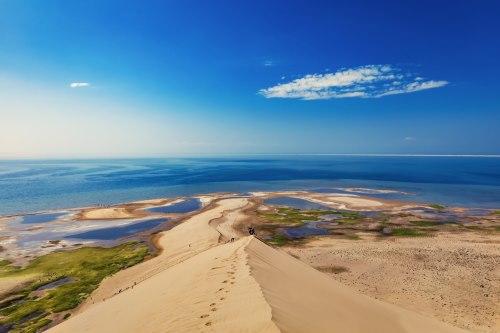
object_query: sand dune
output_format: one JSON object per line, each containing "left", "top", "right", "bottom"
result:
{"left": 48, "top": 198, "right": 468, "bottom": 333}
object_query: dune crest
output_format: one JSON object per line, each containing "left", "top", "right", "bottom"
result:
{"left": 47, "top": 198, "right": 468, "bottom": 333}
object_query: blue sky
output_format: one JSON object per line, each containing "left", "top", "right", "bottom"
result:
{"left": 1, "top": 0, "right": 499, "bottom": 157}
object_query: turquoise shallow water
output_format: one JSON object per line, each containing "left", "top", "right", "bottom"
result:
{"left": 1, "top": 156, "right": 499, "bottom": 215}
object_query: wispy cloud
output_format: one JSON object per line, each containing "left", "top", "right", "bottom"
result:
{"left": 263, "top": 60, "right": 276, "bottom": 67}
{"left": 259, "top": 65, "right": 448, "bottom": 100}
{"left": 403, "top": 136, "right": 416, "bottom": 141}
{"left": 70, "top": 82, "right": 90, "bottom": 88}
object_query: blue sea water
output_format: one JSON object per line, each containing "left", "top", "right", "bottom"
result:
{"left": 0, "top": 156, "right": 499, "bottom": 215}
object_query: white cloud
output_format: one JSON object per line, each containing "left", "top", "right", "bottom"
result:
{"left": 376, "top": 80, "right": 448, "bottom": 97}
{"left": 259, "top": 65, "right": 448, "bottom": 100}
{"left": 263, "top": 60, "right": 276, "bottom": 67}
{"left": 70, "top": 82, "right": 90, "bottom": 88}
{"left": 404, "top": 136, "right": 416, "bottom": 141}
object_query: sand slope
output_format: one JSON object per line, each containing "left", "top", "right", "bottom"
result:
{"left": 247, "top": 238, "right": 467, "bottom": 333}
{"left": 48, "top": 198, "right": 469, "bottom": 333}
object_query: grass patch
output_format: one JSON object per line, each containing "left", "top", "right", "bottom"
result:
{"left": 410, "top": 220, "right": 437, "bottom": 227}
{"left": 0, "top": 259, "right": 11, "bottom": 267}
{"left": 0, "top": 242, "right": 149, "bottom": 332}
{"left": 429, "top": 204, "right": 445, "bottom": 210}
{"left": 316, "top": 265, "right": 349, "bottom": 274}
{"left": 390, "top": 228, "right": 431, "bottom": 237}
{"left": 492, "top": 211, "right": 500, "bottom": 215}
{"left": 344, "top": 234, "right": 361, "bottom": 240}
{"left": 258, "top": 208, "right": 363, "bottom": 226}
{"left": 267, "top": 235, "right": 290, "bottom": 245}
{"left": 465, "top": 225, "right": 500, "bottom": 233}
{"left": 410, "top": 220, "right": 457, "bottom": 227}
{"left": 465, "top": 225, "right": 482, "bottom": 230}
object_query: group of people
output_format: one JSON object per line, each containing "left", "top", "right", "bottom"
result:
{"left": 247, "top": 227, "right": 256, "bottom": 236}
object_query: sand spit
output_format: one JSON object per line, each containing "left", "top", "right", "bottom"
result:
{"left": 47, "top": 198, "right": 469, "bottom": 333}
{"left": 78, "top": 207, "right": 140, "bottom": 220}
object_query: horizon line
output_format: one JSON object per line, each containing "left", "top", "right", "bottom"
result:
{"left": 1, "top": 153, "right": 500, "bottom": 160}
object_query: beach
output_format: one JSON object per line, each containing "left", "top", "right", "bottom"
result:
{"left": 46, "top": 197, "right": 470, "bottom": 333}
{"left": 1, "top": 191, "right": 498, "bottom": 332}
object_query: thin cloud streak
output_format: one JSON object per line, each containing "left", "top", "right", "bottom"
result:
{"left": 259, "top": 65, "right": 448, "bottom": 100}
{"left": 70, "top": 82, "right": 90, "bottom": 88}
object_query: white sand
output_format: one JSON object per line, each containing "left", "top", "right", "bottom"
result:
{"left": 299, "top": 195, "right": 383, "bottom": 208}
{"left": 79, "top": 207, "right": 137, "bottom": 220}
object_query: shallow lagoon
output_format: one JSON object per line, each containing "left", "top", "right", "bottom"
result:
{"left": 146, "top": 198, "right": 201, "bottom": 214}
{"left": 65, "top": 218, "right": 169, "bottom": 240}
{"left": 280, "top": 221, "right": 330, "bottom": 238}
{"left": 21, "top": 212, "right": 69, "bottom": 224}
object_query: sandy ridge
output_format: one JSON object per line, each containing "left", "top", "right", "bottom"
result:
{"left": 48, "top": 198, "right": 471, "bottom": 333}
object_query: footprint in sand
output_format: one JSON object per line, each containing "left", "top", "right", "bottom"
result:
{"left": 200, "top": 314, "right": 209, "bottom": 319}
{"left": 205, "top": 322, "right": 212, "bottom": 326}
{"left": 211, "top": 307, "right": 217, "bottom": 312}
{"left": 209, "top": 303, "right": 216, "bottom": 307}
{"left": 222, "top": 280, "right": 228, "bottom": 283}
{"left": 220, "top": 297, "right": 225, "bottom": 301}
{"left": 230, "top": 282, "right": 235, "bottom": 285}
{"left": 218, "top": 288, "right": 224, "bottom": 292}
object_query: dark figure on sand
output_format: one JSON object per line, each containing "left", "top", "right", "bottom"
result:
{"left": 247, "top": 227, "right": 256, "bottom": 236}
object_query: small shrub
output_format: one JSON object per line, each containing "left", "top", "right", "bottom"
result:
{"left": 316, "top": 265, "right": 349, "bottom": 274}
{"left": 391, "top": 228, "right": 430, "bottom": 237}
{"left": 268, "top": 235, "right": 289, "bottom": 245}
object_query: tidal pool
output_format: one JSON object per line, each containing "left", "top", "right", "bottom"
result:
{"left": 146, "top": 198, "right": 201, "bottom": 214}
{"left": 65, "top": 218, "right": 169, "bottom": 240}
{"left": 280, "top": 221, "right": 330, "bottom": 238}
{"left": 20, "top": 212, "right": 69, "bottom": 224}
{"left": 36, "top": 277, "right": 75, "bottom": 291}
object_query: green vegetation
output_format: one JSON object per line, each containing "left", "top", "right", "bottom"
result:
{"left": 258, "top": 207, "right": 363, "bottom": 226}
{"left": 267, "top": 235, "right": 290, "bottom": 245}
{"left": 316, "top": 265, "right": 349, "bottom": 274}
{"left": 464, "top": 225, "right": 482, "bottom": 230}
{"left": 344, "top": 234, "right": 361, "bottom": 240}
{"left": 429, "top": 204, "right": 445, "bottom": 210}
{"left": 410, "top": 220, "right": 457, "bottom": 227}
{"left": 492, "top": 211, "right": 500, "bottom": 215}
{"left": 390, "top": 228, "right": 431, "bottom": 237}
{"left": 465, "top": 225, "right": 500, "bottom": 233}
{"left": 0, "top": 242, "right": 149, "bottom": 333}
{"left": 0, "top": 259, "right": 11, "bottom": 267}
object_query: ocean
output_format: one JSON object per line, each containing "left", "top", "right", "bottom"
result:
{"left": 0, "top": 156, "right": 499, "bottom": 215}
